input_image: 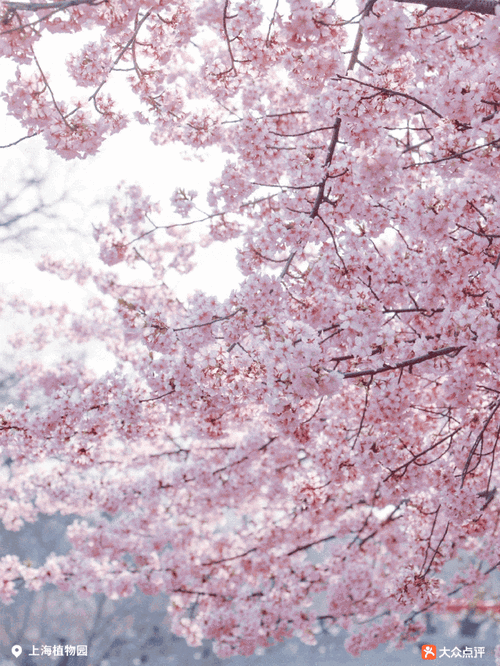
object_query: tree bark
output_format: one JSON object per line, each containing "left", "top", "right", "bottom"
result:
{"left": 394, "top": 0, "right": 499, "bottom": 15}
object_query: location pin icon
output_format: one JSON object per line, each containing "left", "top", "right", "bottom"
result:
{"left": 11, "top": 645, "right": 22, "bottom": 659}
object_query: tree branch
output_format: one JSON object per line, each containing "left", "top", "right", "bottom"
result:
{"left": 279, "top": 117, "right": 342, "bottom": 279}
{"left": 394, "top": 0, "right": 499, "bottom": 15}
{"left": 338, "top": 75, "right": 443, "bottom": 119}
{"left": 5, "top": 0, "right": 94, "bottom": 10}
{"left": 343, "top": 345, "right": 465, "bottom": 379}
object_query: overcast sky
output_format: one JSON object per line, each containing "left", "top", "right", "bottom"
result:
{"left": 0, "top": 0, "right": 357, "bottom": 306}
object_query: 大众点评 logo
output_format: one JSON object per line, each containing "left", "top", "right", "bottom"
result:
{"left": 422, "top": 645, "right": 436, "bottom": 660}
{"left": 421, "top": 645, "right": 486, "bottom": 659}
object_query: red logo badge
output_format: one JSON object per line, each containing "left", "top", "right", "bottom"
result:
{"left": 421, "top": 645, "right": 436, "bottom": 659}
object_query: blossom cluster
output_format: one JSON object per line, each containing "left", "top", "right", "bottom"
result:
{"left": 1, "top": 0, "right": 500, "bottom": 659}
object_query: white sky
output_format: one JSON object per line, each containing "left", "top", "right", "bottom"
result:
{"left": 0, "top": 0, "right": 358, "bottom": 377}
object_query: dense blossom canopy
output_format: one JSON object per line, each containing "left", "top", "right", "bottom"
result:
{"left": 1, "top": 0, "right": 500, "bottom": 658}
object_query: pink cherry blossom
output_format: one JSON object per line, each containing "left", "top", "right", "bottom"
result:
{"left": 1, "top": 0, "right": 500, "bottom": 659}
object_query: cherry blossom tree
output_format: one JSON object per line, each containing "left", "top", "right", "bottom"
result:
{"left": 1, "top": 0, "right": 500, "bottom": 659}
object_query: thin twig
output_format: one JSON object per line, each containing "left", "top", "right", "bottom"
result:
{"left": 338, "top": 75, "right": 443, "bottom": 118}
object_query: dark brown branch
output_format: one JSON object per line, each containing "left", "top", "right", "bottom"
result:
{"left": 172, "top": 587, "right": 222, "bottom": 598}
{"left": 418, "top": 504, "right": 441, "bottom": 576}
{"left": 0, "top": 132, "right": 39, "bottom": 149}
{"left": 222, "top": 0, "right": 237, "bottom": 73}
{"left": 265, "top": 0, "right": 279, "bottom": 46}
{"left": 138, "top": 390, "right": 175, "bottom": 403}
{"left": 32, "top": 51, "right": 73, "bottom": 129}
{"left": 172, "top": 307, "right": 245, "bottom": 333}
{"left": 461, "top": 399, "right": 500, "bottom": 487}
{"left": 269, "top": 124, "right": 338, "bottom": 138}
{"left": 407, "top": 137, "right": 500, "bottom": 169}
{"left": 421, "top": 521, "right": 450, "bottom": 578}
{"left": 202, "top": 547, "right": 257, "bottom": 566}
{"left": 88, "top": 8, "right": 153, "bottom": 103}
{"left": 5, "top": 0, "right": 93, "bottom": 10}
{"left": 384, "top": 426, "right": 462, "bottom": 481}
{"left": 338, "top": 75, "right": 443, "bottom": 118}
{"left": 352, "top": 376, "right": 373, "bottom": 449}
{"left": 343, "top": 345, "right": 465, "bottom": 379}
{"left": 394, "top": 0, "right": 499, "bottom": 15}
{"left": 346, "top": 20, "right": 364, "bottom": 73}
{"left": 213, "top": 454, "right": 248, "bottom": 476}
{"left": 280, "top": 117, "right": 342, "bottom": 280}
{"left": 344, "top": 1, "right": 380, "bottom": 72}
{"left": 287, "top": 533, "right": 337, "bottom": 556}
